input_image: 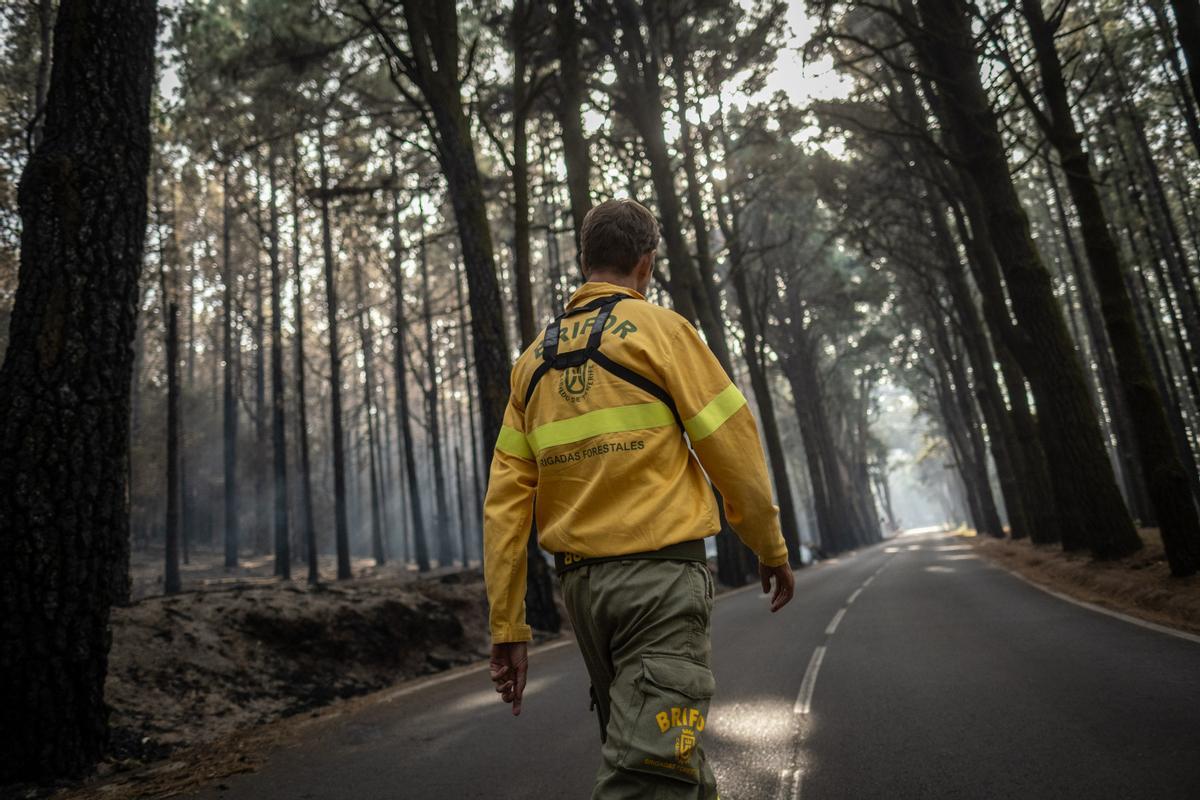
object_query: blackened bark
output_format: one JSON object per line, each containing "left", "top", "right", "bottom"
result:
{"left": 290, "top": 143, "right": 318, "bottom": 584}
{"left": 267, "top": 149, "right": 291, "bottom": 579}
{"left": 390, "top": 189, "right": 430, "bottom": 572}
{"left": 377, "top": 0, "right": 511, "bottom": 468}
{"left": 554, "top": 0, "right": 593, "bottom": 254}
{"left": 1022, "top": 0, "right": 1200, "bottom": 574}
{"left": 165, "top": 301, "right": 183, "bottom": 595}
{"left": 0, "top": 0, "right": 156, "bottom": 780}
{"left": 317, "top": 124, "right": 352, "bottom": 580}
{"left": 912, "top": 0, "right": 1140, "bottom": 558}
{"left": 353, "top": 252, "right": 387, "bottom": 566}
{"left": 418, "top": 212, "right": 451, "bottom": 566}
{"left": 454, "top": 257, "right": 484, "bottom": 540}
{"left": 1170, "top": 0, "right": 1200, "bottom": 112}
{"left": 222, "top": 168, "right": 239, "bottom": 569}
{"left": 511, "top": 0, "right": 536, "bottom": 348}
{"left": 252, "top": 163, "right": 269, "bottom": 555}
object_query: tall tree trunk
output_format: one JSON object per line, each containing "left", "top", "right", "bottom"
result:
{"left": 353, "top": 253, "right": 387, "bottom": 566}
{"left": 317, "top": 123, "right": 352, "bottom": 580}
{"left": 511, "top": 0, "right": 536, "bottom": 347}
{"left": 391, "top": 189, "right": 430, "bottom": 572}
{"left": 927, "top": 301, "right": 1005, "bottom": 538}
{"left": 454, "top": 257, "right": 484, "bottom": 541}
{"left": 554, "top": 0, "right": 593, "bottom": 254}
{"left": 385, "top": 0, "right": 512, "bottom": 465}
{"left": 1022, "top": 0, "right": 1200, "bottom": 574}
{"left": 164, "top": 300, "right": 183, "bottom": 595}
{"left": 267, "top": 148, "right": 291, "bottom": 579}
{"left": 937, "top": 227, "right": 1032, "bottom": 541}
{"left": 731, "top": 269, "right": 804, "bottom": 565}
{"left": 252, "top": 162, "right": 270, "bottom": 556}
{"left": 222, "top": 167, "right": 240, "bottom": 569}
{"left": 1042, "top": 161, "right": 1152, "bottom": 524}
{"left": 1169, "top": 0, "right": 1200, "bottom": 111}
{"left": 0, "top": 0, "right": 156, "bottom": 780}
{"left": 911, "top": 0, "right": 1141, "bottom": 559}
{"left": 290, "top": 142, "right": 318, "bottom": 584}
{"left": 951, "top": 184, "right": 1061, "bottom": 544}
{"left": 418, "top": 210, "right": 451, "bottom": 566}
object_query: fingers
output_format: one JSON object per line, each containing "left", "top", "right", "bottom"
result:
{"left": 760, "top": 566, "right": 771, "bottom": 594}
{"left": 770, "top": 569, "right": 795, "bottom": 612}
{"left": 512, "top": 656, "right": 528, "bottom": 716}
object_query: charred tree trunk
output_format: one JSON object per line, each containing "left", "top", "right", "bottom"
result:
{"left": 418, "top": 212, "right": 451, "bottom": 566}
{"left": 290, "top": 143, "right": 318, "bottom": 584}
{"left": 1169, "top": 0, "right": 1200, "bottom": 112}
{"left": 164, "top": 301, "right": 183, "bottom": 595}
{"left": 353, "top": 253, "right": 387, "bottom": 566}
{"left": 554, "top": 0, "right": 593, "bottom": 254}
{"left": 317, "top": 124, "right": 351, "bottom": 580}
{"left": 511, "top": 0, "right": 536, "bottom": 347}
{"left": 267, "top": 148, "right": 291, "bottom": 579}
{"left": 222, "top": 167, "right": 240, "bottom": 569}
{"left": 0, "top": 0, "right": 156, "bottom": 780}
{"left": 391, "top": 189, "right": 431, "bottom": 572}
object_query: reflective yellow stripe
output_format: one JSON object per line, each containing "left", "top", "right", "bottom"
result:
{"left": 526, "top": 402, "right": 675, "bottom": 454}
{"left": 495, "top": 424, "right": 533, "bottom": 460}
{"left": 684, "top": 384, "right": 747, "bottom": 442}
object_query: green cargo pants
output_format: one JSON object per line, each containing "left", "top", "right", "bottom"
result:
{"left": 560, "top": 557, "right": 720, "bottom": 800}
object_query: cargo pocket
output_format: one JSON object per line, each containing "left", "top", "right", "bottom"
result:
{"left": 618, "top": 653, "right": 715, "bottom": 784}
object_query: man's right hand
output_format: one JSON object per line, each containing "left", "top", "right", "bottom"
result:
{"left": 489, "top": 642, "right": 529, "bottom": 716}
{"left": 760, "top": 561, "right": 795, "bottom": 613}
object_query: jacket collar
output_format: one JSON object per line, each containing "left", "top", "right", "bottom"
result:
{"left": 566, "top": 281, "right": 645, "bottom": 310}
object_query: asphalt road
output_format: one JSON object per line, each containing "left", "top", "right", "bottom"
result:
{"left": 189, "top": 529, "right": 1200, "bottom": 799}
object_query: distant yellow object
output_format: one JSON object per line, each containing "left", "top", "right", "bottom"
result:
{"left": 483, "top": 282, "right": 789, "bottom": 643}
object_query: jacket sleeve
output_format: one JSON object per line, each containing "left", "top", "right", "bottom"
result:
{"left": 482, "top": 376, "right": 538, "bottom": 644}
{"left": 662, "top": 321, "right": 790, "bottom": 567}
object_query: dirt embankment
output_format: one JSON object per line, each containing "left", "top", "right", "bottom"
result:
{"left": 106, "top": 570, "right": 492, "bottom": 761}
{"left": 970, "top": 529, "right": 1200, "bottom": 636}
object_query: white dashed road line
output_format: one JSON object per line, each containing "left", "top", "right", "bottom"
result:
{"left": 793, "top": 645, "right": 826, "bottom": 715}
{"left": 825, "top": 607, "right": 847, "bottom": 635}
{"left": 846, "top": 587, "right": 863, "bottom": 605}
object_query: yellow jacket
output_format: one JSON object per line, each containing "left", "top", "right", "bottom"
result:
{"left": 483, "top": 281, "right": 789, "bottom": 643}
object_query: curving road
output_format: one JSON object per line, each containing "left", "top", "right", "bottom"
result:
{"left": 188, "top": 529, "right": 1200, "bottom": 799}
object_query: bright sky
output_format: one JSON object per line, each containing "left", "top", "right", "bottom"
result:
{"left": 756, "top": 3, "right": 850, "bottom": 107}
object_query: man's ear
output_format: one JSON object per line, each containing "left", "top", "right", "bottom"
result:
{"left": 636, "top": 251, "right": 654, "bottom": 287}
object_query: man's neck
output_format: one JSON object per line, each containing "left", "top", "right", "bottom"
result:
{"left": 585, "top": 272, "right": 640, "bottom": 291}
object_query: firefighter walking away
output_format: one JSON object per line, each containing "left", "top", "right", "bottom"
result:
{"left": 483, "top": 198, "right": 795, "bottom": 799}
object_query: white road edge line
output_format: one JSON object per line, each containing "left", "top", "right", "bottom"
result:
{"left": 825, "top": 607, "right": 847, "bottom": 635}
{"left": 847, "top": 587, "right": 863, "bottom": 605}
{"left": 379, "top": 637, "right": 576, "bottom": 703}
{"left": 999, "top": 565, "right": 1200, "bottom": 646}
{"left": 793, "top": 646, "right": 827, "bottom": 715}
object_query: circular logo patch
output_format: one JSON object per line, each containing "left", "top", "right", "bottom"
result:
{"left": 558, "top": 363, "right": 595, "bottom": 403}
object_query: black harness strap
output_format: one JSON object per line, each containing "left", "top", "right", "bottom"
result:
{"left": 522, "top": 294, "right": 683, "bottom": 432}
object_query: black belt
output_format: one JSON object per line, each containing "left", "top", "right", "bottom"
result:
{"left": 554, "top": 537, "right": 708, "bottom": 575}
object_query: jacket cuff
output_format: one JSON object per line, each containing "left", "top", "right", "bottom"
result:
{"left": 491, "top": 622, "right": 534, "bottom": 644}
{"left": 758, "top": 549, "right": 790, "bottom": 568}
